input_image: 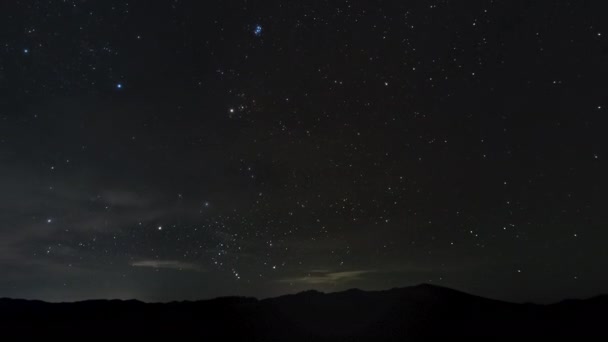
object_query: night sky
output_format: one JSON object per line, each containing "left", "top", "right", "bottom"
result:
{"left": 1, "top": 0, "right": 607, "bottom": 303}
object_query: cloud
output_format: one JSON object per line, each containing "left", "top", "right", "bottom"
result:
{"left": 102, "top": 190, "right": 150, "bottom": 207}
{"left": 279, "top": 270, "right": 375, "bottom": 285}
{"left": 130, "top": 260, "right": 203, "bottom": 272}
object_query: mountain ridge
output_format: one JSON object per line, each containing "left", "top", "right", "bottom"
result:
{"left": 2, "top": 283, "right": 602, "bottom": 305}
{"left": 1, "top": 284, "right": 606, "bottom": 339}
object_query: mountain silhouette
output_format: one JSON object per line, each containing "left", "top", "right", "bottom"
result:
{"left": 1, "top": 284, "right": 606, "bottom": 339}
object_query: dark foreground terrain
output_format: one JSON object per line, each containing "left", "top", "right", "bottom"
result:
{"left": 1, "top": 284, "right": 606, "bottom": 339}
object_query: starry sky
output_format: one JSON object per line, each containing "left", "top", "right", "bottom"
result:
{"left": 1, "top": 0, "right": 607, "bottom": 303}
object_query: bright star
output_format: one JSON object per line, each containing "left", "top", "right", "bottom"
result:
{"left": 23, "top": 49, "right": 29, "bottom": 54}
{"left": 116, "top": 83, "right": 123, "bottom": 89}
{"left": 254, "top": 25, "right": 263, "bottom": 36}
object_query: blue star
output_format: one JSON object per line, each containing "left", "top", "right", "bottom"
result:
{"left": 23, "top": 49, "right": 29, "bottom": 54}
{"left": 116, "top": 83, "right": 123, "bottom": 89}
{"left": 254, "top": 25, "right": 263, "bottom": 36}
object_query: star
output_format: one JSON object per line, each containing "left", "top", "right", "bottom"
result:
{"left": 23, "top": 49, "right": 29, "bottom": 54}
{"left": 116, "top": 83, "right": 123, "bottom": 89}
{"left": 158, "top": 226, "right": 163, "bottom": 231}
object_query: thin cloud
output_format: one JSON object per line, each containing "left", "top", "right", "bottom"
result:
{"left": 130, "top": 260, "right": 203, "bottom": 272}
{"left": 279, "top": 270, "right": 375, "bottom": 285}
{"left": 102, "top": 190, "right": 150, "bottom": 207}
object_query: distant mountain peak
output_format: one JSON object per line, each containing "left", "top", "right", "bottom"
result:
{"left": 299, "top": 289, "right": 324, "bottom": 295}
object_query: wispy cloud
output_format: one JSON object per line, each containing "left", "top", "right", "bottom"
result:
{"left": 130, "top": 260, "right": 203, "bottom": 272}
{"left": 102, "top": 190, "right": 150, "bottom": 207}
{"left": 279, "top": 270, "right": 375, "bottom": 285}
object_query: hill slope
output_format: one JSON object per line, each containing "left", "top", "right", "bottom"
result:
{"left": 1, "top": 284, "right": 606, "bottom": 339}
